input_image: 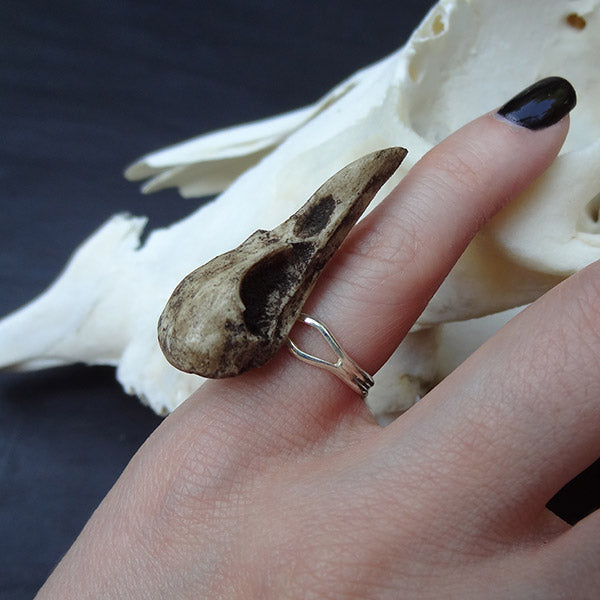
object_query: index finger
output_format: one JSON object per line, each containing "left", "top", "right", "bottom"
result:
{"left": 188, "top": 77, "right": 575, "bottom": 435}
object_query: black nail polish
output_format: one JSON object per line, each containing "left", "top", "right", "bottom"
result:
{"left": 497, "top": 77, "right": 576, "bottom": 130}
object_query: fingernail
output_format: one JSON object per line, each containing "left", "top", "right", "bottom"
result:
{"left": 497, "top": 76, "right": 576, "bottom": 130}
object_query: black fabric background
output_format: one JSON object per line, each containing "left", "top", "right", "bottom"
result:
{"left": 1, "top": 1, "right": 598, "bottom": 597}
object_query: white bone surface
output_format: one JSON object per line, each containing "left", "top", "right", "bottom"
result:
{"left": 1, "top": 0, "right": 599, "bottom": 417}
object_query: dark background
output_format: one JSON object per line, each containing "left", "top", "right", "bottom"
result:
{"left": 0, "top": 1, "right": 598, "bottom": 597}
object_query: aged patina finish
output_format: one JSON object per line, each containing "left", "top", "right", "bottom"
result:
{"left": 158, "top": 147, "right": 407, "bottom": 378}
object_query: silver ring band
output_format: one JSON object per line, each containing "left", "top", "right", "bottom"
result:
{"left": 286, "top": 314, "right": 374, "bottom": 398}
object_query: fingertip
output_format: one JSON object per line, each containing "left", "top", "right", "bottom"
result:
{"left": 495, "top": 76, "right": 576, "bottom": 131}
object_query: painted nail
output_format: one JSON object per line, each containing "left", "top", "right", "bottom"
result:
{"left": 497, "top": 76, "right": 576, "bottom": 130}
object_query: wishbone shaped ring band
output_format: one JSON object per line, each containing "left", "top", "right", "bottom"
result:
{"left": 286, "top": 313, "right": 374, "bottom": 398}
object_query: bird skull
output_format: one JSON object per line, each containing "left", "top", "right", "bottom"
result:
{"left": 158, "top": 148, "right": 406, "bottom": 378}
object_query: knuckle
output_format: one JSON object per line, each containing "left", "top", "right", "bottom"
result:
{"left": 349, "top": 206, "right": 423, "bottom": 276}
{"left": 133, "top": 410, "right": 253, "bottom": 540}
{"left": 426, "top": 140, "right": 490, "bottom": 199}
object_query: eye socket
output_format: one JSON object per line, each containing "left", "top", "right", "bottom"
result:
{"left": 240, "top": 243, "right": 314, "bottom": 337}
{"left": 578, "top": 192, "right": 600, "bottom": 234}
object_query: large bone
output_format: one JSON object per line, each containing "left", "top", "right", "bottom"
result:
{"left": 1, "top": 0, "right": 599, "bottom": 417}
{"left": 158, "top": 147, "right": 406, "bottom": 378}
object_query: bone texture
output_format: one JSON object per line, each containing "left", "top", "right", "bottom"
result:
{"left": 0, "top": 0, "right": 599, "bottom": 417}
{"left": 158, "top": 148, "right": 406, "bottom": 378}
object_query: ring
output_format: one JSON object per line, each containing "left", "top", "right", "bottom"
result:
{"left": 285, "top": 314, "right": 374, "bottom": 398}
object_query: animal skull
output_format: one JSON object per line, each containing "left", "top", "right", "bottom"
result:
{"left": 158, "top": 148, "right": 406, "bottom": 378}
{"left": 0, "top": 0, "right": 599, "bottom": 418}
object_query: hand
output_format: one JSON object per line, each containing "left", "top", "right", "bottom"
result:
{"left": 37, "top": 78, "right": 598, "bottom": 599}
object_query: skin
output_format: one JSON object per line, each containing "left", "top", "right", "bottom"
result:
{"left": 36, "top": 108, "right": 600, "bottom": 599}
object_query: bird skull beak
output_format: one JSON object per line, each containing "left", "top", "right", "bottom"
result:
{"left": 157, "top": 146, "right": 407, "bottom": 378}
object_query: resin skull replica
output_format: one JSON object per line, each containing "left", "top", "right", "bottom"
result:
{"left": 158, "top": 148, "right": 406, "bottom": 378}
{"left": 1, "top": 0, "right": 599, "bottom": 418}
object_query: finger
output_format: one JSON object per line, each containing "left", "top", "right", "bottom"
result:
{"left": 183, "top": 78, "right": 575, "bottom": 440}
{"left": 534, "top": 509, "right": 600, "bottom": 593}
{"left": 305, "top": 79, "right": 574, "bottom": 374}
{"left": 387, "top": 260, "right": 600, "bottom": 528}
